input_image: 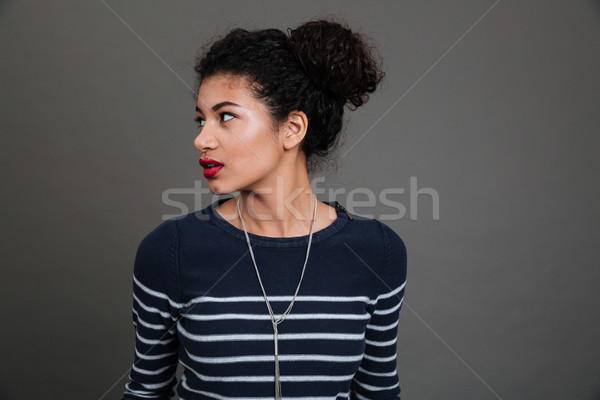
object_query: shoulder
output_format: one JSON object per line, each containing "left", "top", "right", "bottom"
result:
{"left": 166, "top": 207, "right": 217, "bottom": 238}
{"left": 136, "top": 217, "right": 179, "bottom": 259}
{"left": 375, "top": 219, "right": 408, "bottom": 291}
{"left": 342, "top": 213, "right": 407, "bottom": 293}
{"left": 133, "top": 217, "right": 181, "bottom": 292}
{"left": 341, "top": 208, "right": 407, "bottom": 259}
{"left": 338, "top": 203, "right": 407, "bottom": 287}
{"left": 135, "top": 208, "right": 215, "bottom": 263}
{"left": 375, "top": 220, "right": 407, "bottom": 262}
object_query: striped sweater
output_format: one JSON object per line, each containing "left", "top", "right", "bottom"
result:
{"left": 121, "top": 197, "right": 408, "bottom": 400}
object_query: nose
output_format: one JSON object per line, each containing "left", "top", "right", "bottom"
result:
{"left": 193, "top": 125, "right": 217, "bottom": 152}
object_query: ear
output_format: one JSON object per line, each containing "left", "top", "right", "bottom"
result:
{"left": 281, "top": 110, "right": 308, "bottom": 151}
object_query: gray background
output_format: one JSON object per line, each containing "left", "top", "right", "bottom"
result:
{"left": 1, "top": 0, "right": 599, "bottom": 399}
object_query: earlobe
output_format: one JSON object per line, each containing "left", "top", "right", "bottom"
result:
{"left": 282, "top": 110, "right": 308, "bottom": 151}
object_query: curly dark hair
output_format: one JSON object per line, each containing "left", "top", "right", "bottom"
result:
{"left": 193, "top": 17, "right": 385, "bottom": 175}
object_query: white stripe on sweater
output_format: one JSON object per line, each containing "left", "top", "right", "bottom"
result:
{"left": 181, "top": 312, "right": 370, "bottom": 321}
{"left": 177, "top": 321, "right": 365, "bottom": 342}
{"left": 179, "top": 359, "right": 356, "bottom": 382}
{"left": 183, "top": 347, "right": 364, "bottom": 364}
{"left": 180, "top": 374, "right": 350, "bottom": 400}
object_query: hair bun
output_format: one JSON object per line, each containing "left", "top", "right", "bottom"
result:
{"left": 287, "top": 19, "right": 385, "bottom": 109}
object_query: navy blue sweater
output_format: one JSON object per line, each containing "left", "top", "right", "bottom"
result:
{"left": 121, "top": 197, "right": 408, "bottom": 400}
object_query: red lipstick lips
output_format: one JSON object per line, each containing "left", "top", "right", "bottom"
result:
{"left": 199, "top": 158, "right": 224, "bottom": 178}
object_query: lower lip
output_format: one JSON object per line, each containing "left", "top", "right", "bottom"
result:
{"left": 203, "top": 165, "right": 224, "bottom": 178}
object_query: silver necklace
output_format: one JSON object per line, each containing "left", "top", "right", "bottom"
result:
{"left": 236, "top": 193, "right": 318, "bottom": 400}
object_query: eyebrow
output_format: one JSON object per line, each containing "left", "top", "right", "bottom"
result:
{"left": 195, "top": 101, "right": 242, "bottom": 114}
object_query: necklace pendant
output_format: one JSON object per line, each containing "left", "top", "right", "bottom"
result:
{"left": 237, "top": 193, "right": 319, "bottom": 400}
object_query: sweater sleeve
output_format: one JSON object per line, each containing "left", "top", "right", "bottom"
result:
{"left": 121, "top": 219, "right": 182, "bottom": 400}
{"left": 350, "top": 221, "right": 408, "bottom": 400}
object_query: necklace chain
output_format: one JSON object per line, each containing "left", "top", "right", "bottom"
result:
{"left": 236, "top": 193, "right": 318, "bottom": 400}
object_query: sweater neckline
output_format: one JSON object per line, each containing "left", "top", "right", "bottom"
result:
{"left": 202, "top": 196, "right": 349, "bottom": 247}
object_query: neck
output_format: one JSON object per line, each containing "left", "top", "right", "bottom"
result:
{"left": 236, "top": 178, "right": 316, "bottom": 238}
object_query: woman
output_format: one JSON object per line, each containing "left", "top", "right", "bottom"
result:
{"left": 122, "top": 18, "right": 408, "bottom": 400}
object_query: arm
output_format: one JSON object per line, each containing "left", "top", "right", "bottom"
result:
{"left": 121, "top": 219, "right": 182, "bottom": 400}
{"left": 350, "top": 221, "right": 408, "bottom": 400}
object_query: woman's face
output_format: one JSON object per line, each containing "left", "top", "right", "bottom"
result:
{"left": 193, "top": 74, "right": 285, "bottom": 195}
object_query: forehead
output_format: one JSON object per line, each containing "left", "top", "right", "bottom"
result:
{"left": 196, "top": 74, "right": 253, "bottom": 105}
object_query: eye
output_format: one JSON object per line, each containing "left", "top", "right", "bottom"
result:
{"left": 194, "top": 113, "right": 235, "bottom": 128}
{"left": 221, "top": 112, "right": 235, "bottom": 122}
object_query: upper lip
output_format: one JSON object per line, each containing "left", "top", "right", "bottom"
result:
{"left": 199, "top": 158, "right": 224, "bottom": 168}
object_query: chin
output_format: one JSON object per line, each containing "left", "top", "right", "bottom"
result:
{"left": 207, "top": 182, "right": 236, "bottom": 196}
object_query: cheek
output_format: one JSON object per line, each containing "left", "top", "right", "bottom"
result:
{"left": 256, "top": 144, "right": 282, "bottom": 172}
{"left": 235, "top": 151, "right": 275, "bottom": 177}
{"left": 223, "top": 120, "right": 281, "bottom": 175}
{"left": 244, "top": 132, "right": 281, "bottom": 167}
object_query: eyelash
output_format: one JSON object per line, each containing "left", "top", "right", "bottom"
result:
{"left": 194, "top": 112, "right": 235, "bottom": 127}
